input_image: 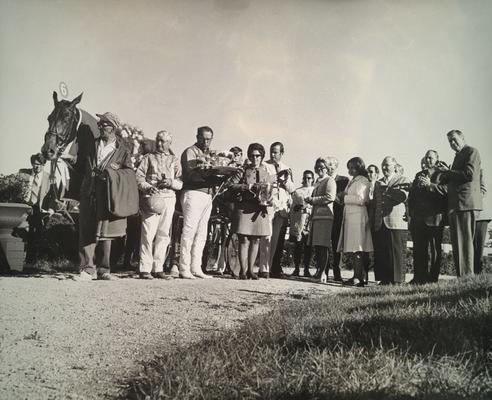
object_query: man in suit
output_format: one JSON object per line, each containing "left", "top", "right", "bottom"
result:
{"left": 260, "top": 142, "right": 294, "bottom": 278}
{"left": 19, "top": 153, "right": 51, "bottom": 209}
{"left": 373, "top": 156, "right": 410, "bottom": 284}
{"left": 326, "top": 156, "right": 349, "bottom": 281}
{"left": 74, "top": 112, "right": 136, "bottom": 281}
{"left": 19, "top": 153, "right": 51, "bottom": 266}
{"left": 443, "top": 130, "right": 482, "bottom": 277}
{"left": 408, "top": 150, "right": 448, "bottom": 283}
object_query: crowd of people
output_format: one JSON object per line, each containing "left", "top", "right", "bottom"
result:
{"left": 22, "top": 113, "right": 489, "bottom": 286}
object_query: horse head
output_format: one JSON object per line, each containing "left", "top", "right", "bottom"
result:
{"left": 41, "top": 91, "right": 83, "bottom": 161}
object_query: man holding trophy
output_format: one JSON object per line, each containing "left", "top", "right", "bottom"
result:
{"left": 178, "top": 126, "right": 218, "bottom": 279}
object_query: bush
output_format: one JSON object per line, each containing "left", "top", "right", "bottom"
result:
{"left": 0, "top": 173, "right": 29, "bottom": 203}
{"left": 42, "top": 213, "right": 79, "bottom": 261}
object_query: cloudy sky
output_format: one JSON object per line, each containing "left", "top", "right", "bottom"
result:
{"left": 1, "top": 0, "right": 491, "bottom": 191}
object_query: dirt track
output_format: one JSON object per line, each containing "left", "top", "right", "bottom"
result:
{"left": 0, "top": 271, "right": 346, "bottom": 399}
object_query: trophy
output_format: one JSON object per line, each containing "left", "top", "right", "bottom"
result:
{"left": 251, "top": 182, "right": 274, "bottom": 207}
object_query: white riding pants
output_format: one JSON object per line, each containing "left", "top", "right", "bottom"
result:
{"left": 139, "top": 197, "right": 176, "bottom": 273}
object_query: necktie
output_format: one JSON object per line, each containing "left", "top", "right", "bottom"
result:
{"left": 30, "top": 173, "right": 40, "bottom": 205}
{"left": 274, "top": 163, "right": 280, "bottom": 200}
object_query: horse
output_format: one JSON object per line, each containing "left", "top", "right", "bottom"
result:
{"left": 40, "top": 92, "right": 100, "bottom": 207}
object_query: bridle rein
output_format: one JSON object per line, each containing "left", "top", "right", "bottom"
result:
{"left": 45, "top": 105, "right": 80, "bottom": 158}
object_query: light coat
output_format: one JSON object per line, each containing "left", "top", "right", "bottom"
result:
{"left": 337, "top": 175, "right": 373, "bottom": 252}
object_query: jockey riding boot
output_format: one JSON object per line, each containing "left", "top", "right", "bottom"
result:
{"left": 291, "top": 267, "right": 300, "bottom": 277}
{"left": 303, "top": 267, "right": 312, "bottom": 278}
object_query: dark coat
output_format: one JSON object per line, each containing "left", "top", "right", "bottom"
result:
{"left": 332, "top": 175, "right": 349, "bottom": 236}
{"left": 75, "top": 130, "right": 134, "bottom": 243}
{"left": 445, "top": 145, "right": 482, "bottom": 212}
{"left": 408, "top": 168, "right": 448, "bottom": 227}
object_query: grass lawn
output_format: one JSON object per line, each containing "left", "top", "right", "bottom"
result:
{"left": 127, "top": 276, "right": 490, "bottom": 399}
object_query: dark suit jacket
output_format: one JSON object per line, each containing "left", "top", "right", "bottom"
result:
{"left": 408, "top": 169, "right": 448, "bottom": 227}
{"left": 446, "top": 145, "right": 482, "bottom": 212}
{"left": 333, "top": 174, "right": 349, "bottom": 224}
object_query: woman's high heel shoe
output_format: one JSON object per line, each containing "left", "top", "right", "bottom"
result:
{"left": 247, "top": 271, "right": 259, "bottom": 280}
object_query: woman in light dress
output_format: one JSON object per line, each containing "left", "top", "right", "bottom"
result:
{"left": 337, "top": 157, "right": 373, "bottom": 287}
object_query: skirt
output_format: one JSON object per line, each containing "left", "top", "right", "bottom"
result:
{"left": 234, "top": 203, "right": 272, "bottom": 237}
{"left": 309, "top": 218, "right": 333, "bottom": 247}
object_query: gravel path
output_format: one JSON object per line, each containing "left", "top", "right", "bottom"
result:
{"left": 0, "top": 271, "right": 347, "bottom": 399}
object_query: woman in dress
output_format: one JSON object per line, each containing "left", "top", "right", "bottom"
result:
{"left": 229, "top": 143, "right": 275, "bottom": 279}
{"left": 338, "top": 157, "right": 373, "bottom": 287}
{"left": 305, "top": 157, "right": 337, "bottom": 283}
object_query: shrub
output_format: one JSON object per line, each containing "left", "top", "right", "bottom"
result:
{"left": 0, "top": 173, "right": 29, "bottom": 203}
{"left": 42, "top": 213, "right": 79, "bottom": 261}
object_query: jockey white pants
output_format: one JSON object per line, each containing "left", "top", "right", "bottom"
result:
{"left": 179, "top": 190, "right": 213, "bottom": 275}
{"left": 139, "top": 197, "right": 176, "bottom": 273}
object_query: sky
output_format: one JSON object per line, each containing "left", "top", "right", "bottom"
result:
{"left": 1, "top": 0, "right": 491, "bottom": 193}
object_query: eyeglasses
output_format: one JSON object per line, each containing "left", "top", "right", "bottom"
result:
{"left": 98, "top": 122, "right": 114, "bottom": 129}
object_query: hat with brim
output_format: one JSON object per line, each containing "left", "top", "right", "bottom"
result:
{"left": 96, "top": 112, "right": 121, "bottom": 128}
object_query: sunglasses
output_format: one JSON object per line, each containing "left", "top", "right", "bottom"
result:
{"left": 98, "top": 122, "right": 114, "bottom": 129}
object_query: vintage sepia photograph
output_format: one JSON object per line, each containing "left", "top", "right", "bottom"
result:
{"left": 0, "top": 0, "right": 491, "bottom": 398}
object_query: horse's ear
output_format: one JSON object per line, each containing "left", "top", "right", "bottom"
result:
{"left": 53, "top": 91, "right": 58, "bottom": 105}
{"left": 71, "top": 92, "right": 83, "bottom": 106}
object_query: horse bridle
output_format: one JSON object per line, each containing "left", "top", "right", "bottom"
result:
{"left": 45, "top": 105, "right": 80, "bottom": 157}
